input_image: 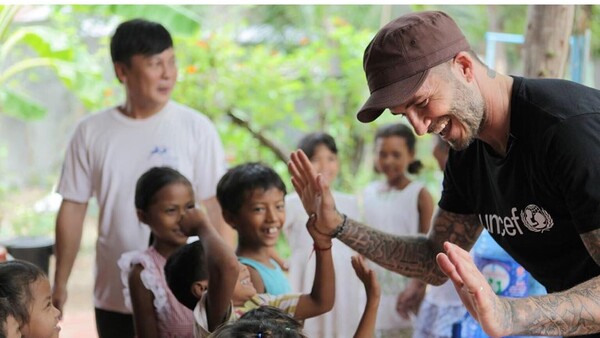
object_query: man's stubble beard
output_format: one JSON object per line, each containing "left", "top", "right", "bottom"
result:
{"left": 446, "top": 76, "right": 486, "bottom": 151}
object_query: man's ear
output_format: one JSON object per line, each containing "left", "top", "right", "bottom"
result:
{"left": 452, "top": 51, "right": 475, "bottom": 82}
{"left": 191, "top": 280, "right": 208, "bottom": 298}
{"left": 113, "top": 62, "right": 128, "bottom": 84}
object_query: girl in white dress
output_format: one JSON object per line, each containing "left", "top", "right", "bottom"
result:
{"left": 362, "top": 124, "right": 434, "bottom": 338}
{"left": 284, "top": 132, "right": 366, "bottom": 338}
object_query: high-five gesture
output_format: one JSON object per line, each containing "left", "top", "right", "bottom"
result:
{"left": 437, "top": 242, "right": 508, "bottom": 337}
{"left": 288, "top": 150, "right": 343, "bottom": 236}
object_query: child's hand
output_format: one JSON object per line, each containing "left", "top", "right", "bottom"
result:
{"left": 305, "top": 213, "right": 333, "bottom": 250}
{"left": 396, "top": 278, "right": 426, "bottom": 320}
{"left": 351, "top": 255, "right": 380, "bottom": 300}
{"left": 179, "top": 206, "right": 211, "bottom": 236}
{"left": 289, "top": 150, "right": 344, "bottom": 236}
{"left": 269, "top": 247, "right": 289, "bottom": 272}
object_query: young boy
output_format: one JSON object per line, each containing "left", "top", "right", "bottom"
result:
{"left": 216, "top": 162, "right": 291, "bottom": 295}
{"left": 164, "top": 206, "right": 334, "bottom": 337}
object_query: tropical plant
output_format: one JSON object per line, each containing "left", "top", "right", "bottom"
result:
{"left": 0, "top": 5, "right": 105, "bottom": 120}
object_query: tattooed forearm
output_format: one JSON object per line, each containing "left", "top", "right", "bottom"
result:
{"left": 506, "top": 276, "right": 600, "bottom": 336}
{"left": 337, "top": 209, "right": 480, "bottom": 285}
{"left": 338, "top": 217, "right": 438, "bottom": 282}
{"left": 431, "top": 209, "right": 481, "bottom": 251}
{"left": 501, "top": 229, "right": 600, "bottom": 335}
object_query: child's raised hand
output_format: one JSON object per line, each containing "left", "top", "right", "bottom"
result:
{"left": 352, "top": 255, "right": 380, "bottom": 300}
{"left": 179, "top": 206, "right": 212, "bottom": 236}
{"left": 289, "top": 150, "right": 343, "bottom": 236}
{"left": 352, "top": 254, "right": 380, "bottom": 338}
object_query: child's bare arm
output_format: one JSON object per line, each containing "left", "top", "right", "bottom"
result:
{"left": 294, "top": 214, "right": 335, "bottom": 320}
{"left": 128, "top": 264, "right": 159, "bottom": 338}
{"left": 352, "top": 255, "right": 381, "bottom": 338}
{"left": 246, "top": 266, "right": 265, "bottom": 294}
{"left": 180, "top": 207, "right": 239, "bottom": 331}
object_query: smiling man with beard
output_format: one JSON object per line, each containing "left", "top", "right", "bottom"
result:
{"left": 289, "top": 10, "right": 600, "bottom": 338}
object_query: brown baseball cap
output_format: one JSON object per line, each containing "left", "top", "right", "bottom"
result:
{"left": 357, "top": 11, "right": 471, "bottom": 123}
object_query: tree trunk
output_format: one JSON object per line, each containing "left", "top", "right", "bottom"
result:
{"left": 523, "top": 5, "right": 574, "bottom": 78}
{"left": 487, "top": 5, "right": 508, "bottom": 74}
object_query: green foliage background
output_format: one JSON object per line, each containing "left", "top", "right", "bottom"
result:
{"left": 2, "top": 4, "right": 592, "bottom": 238}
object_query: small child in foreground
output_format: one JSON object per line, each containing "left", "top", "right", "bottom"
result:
{"left": 0, "top": 260, "right": 61, "bottom": 338}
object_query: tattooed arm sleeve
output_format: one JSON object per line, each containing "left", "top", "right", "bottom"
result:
{"left": 499, "top": 228, "right": 600, "bottom": 336}
{"left": 337, "top": 208, "right": 482, "bottom": 285}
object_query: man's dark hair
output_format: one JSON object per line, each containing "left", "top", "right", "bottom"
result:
{"left": 110, "top": 18, "right": 173, "bottom": 65}
{"left": 297, "top": 132, "right": 338, "bottom": 159}
{"left": 374, "top": 123, "right": 423, "bottom": 174}
{"left": 216, "top": 162, "right": 287, "bottom": 216}
{"left": 164, "top": 241, "right": 209, "bottom": 310}
{"left": 0, "top": 260, "right": 45, "bottom": 326}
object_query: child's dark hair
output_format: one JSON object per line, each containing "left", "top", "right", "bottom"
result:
{"left": 210, "top": 307, "right": 307, "bottom": 338}
{"left": 375, "top": 123, "right": 423, "bottom": 174}
{"left": 164, "top": 241, "right": 209, "bottom": 310}
{"left": 110, "top": 18, "right": 173, "bottom": 66}
{"left": 216, "top": 162, "right": 286, "bottom": 216}
{"left": 297, "top": 132, "right": 338, "bottom": 159}
{"left": 0, "top": 297, "right": 13, "bottom": 338}
{"left": 239, "top": 306, "right": 303, "bottom": 330}
{"left": 135, "top": 166, "right": 193, "bottom": 212}
{"left": 0, "top": 260, "right": 45, "bottom": 326}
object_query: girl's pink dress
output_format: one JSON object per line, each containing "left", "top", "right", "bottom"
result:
{"left": 119, "top": 246, "right": 194, "bottom": 338}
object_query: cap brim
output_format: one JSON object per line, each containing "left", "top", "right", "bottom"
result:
{"left": 356, "top": 70, "right": 429, "bottom": 123}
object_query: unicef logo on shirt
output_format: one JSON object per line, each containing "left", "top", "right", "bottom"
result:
{"left": 519, "top": 204, "right": 554, "bottom": 233}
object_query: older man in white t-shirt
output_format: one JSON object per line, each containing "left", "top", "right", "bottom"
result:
{"left": 53, "top": 18, "right": 232, "bottom": 338}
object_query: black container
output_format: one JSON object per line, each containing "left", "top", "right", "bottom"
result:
{"left": 2, "top": 236, "right": 54, "bottom": 274}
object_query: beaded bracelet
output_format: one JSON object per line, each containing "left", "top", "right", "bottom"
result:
{"left": 313, "top": 242, "right": 333, "bottom": 251}
{"left": 330, "top": 213, "right": 348, "bottom": 238}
